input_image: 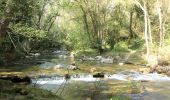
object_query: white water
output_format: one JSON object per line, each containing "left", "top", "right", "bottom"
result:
{"left": 31, "top": 71, "right": 170, "bottom": 86}
{"left": 105, "top": 71, "right": 170, "bottom": 81}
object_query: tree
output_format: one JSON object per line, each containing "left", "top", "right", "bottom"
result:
{"left": 135, "top": 0, "right": 153, "bottom": 59}
{"left": 157, "top": 0, "right": 170, "bottom": 48}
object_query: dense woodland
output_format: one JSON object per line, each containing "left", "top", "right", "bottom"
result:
{"left": 0, "top": 0, "right": 170, "bottom": 65}
{"left": 1, "top": 0, "right": 170, "bottom": 99}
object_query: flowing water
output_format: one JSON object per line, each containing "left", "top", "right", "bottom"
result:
{"left": 29, "top": 50, "right": 170, "bottom": 100}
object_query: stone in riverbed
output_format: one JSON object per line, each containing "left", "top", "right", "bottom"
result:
{"left": 0, "top": 75, "right": 31, "bottom": 84}
{"left": 68, "top": 63, "right": 79, "bottom": 70}
{"left": 93, "top": 72, "right": 104, "bottom": 78}
{"left": 64, "top": 74, "right": 71, "bottom": 79}
{"left": 53, "top": 64, "right": 63, "bottom": 70}
{"left": 155, "top": 66, "right": 168, "bottom": 74}
{"left": 100, "top": 57, "right": 113, "bottom": 64}
{"left": 138, "top": 67, "right": 151, "bottom": 74}
{"left": 167, "top": 70, "right": 170, "bottom": 76}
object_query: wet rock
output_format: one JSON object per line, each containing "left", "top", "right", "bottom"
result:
{"left": 64, "top": 74, "right": 71, "bottom": 79}
{"left": 167, "top": 70, "right": 170, "bottom": 76}
{"left": 95, "top": 56, "right": 102, "bottom": 61}
{"left": 123, "top": 61, "right": 135, "bottom": 65}
{"left": 138, "top": 67, "right": 151, "bottom": 74}
{"left": 0, "top": 75, "right": 31, "bottom": 84}
{"left": 68, "top": 65, "right": 78, "bottom": 70}
{"left": 53, "top": 50, "right": 68, "bottom": 55}
{"left": 58, "top": 54, "right": 67, "bottom": 58}
{"left": 149, "top": 67, "right": 156, "bottom": 73}
{"left": 68, "top": 63, "right": 79, "bottom": 70}
{"left": 80, "top": 56, "right": 96, "bottom": 61}
{"left": 140, "top": 80, "right": 150, "bottom": 82}
{"left": 100, "top": 57, "right": 113, "bottom": 64}
{"left": 30, "top": 53, "right": 40, "bottom": 57}
{"left": 158, "top": 60, "right": 169, "bottom": 66}
{"left": 156, "top": 66, "right": 167, "bottom": 74}
{"left": 87, "top": 57, "right": 95, "bottom": 61}
{"left": 53, "top": 64, "right": 63, "bottom": 70}
{"left": 93, "top": 72, "right": 104, "bottom": 78}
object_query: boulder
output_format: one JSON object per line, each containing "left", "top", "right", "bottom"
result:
{"left": 166, "top": 70, "right": 170, "bottom": 76}
{"left": 53, "top": 64, "right": 62, "bottom": 70}
{"left": 95, "top": 56, "right": 102, "bottom": 61}
{"left": 155, "top": 66, "right": 168, "bottom": 74}
{"left": 64, "top": 74, "right": 71, "bottom": 79}
{"left": 93, "top": 72, "right": 104, "bottom": 78}
{"left": 68, "top": 63, "right": 79, "bottom": 70}
{"left": 100, "top": 58, "right": 113, "bottom": 64}
{"left": 0, "top": 75, "right": 31, "bottom": 84}
{"left": 138, "top": 67, "right": 151, "bottom": 74}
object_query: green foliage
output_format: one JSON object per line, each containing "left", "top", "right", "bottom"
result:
{"left": 128, "top": 38, "right": 145, "bottom": 50}
{"left": 10, "top": 23, "right": 47, "bottom": 39}
{"left": 112, "top": 42, "right": 129, "bottom": 53}
{"left": 75, "top": 49, "right": 99, "bottom": 57}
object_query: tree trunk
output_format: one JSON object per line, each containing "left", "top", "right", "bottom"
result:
{"left": 79, "top": 5, "right": 92, "bottom": 43}
{"left": 144, "top": 2, "right": 150, "bottom": 59}
{"left": 157, "top": 0, "right": 164, "bottom": 47}
{"left": 148, "top": 16, "right": 153, "bottom": 45}
{"left": 0, "top": 19, "right": 10, "bottom": 38}
{"left": 129, "top": 10, "right": 134, "bottom": 39}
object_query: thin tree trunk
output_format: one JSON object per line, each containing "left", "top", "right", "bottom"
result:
{"left": 0, "top": 20, "right": 9, "bottom": 37}
{"left": 79, "top": 5, "right": 92, "bottom": 43}
{"left": 144, "top": 2, "right": 150, "bottom": 59}
{"left": 129, "top": 10, "right": 133, "bottom": 39}
{"left": 148, "top": 16, "right": 153, "bottom": 45}
{"left": 157, "top": 0, "right": 164, "bottom": 47}
{"left": 47, "top": 13, "right": 58, "bottom": 33}
{"left": 135, "top": 0, "right": 150, "bottom": 59}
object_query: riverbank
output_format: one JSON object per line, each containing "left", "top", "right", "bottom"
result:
{"left": 0, "top": 79, "right": 63, "bottom": 100}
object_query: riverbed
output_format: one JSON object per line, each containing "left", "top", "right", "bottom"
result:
{"left": 1, "top": 50, "right": 170, "bottom": 100}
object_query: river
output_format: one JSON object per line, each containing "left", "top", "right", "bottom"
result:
{"left": 28, "top": 50, "right": 170, "bottom": 100}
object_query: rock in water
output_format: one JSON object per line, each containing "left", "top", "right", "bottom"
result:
{"left": 100, "top": 58, "right": 113, "bottom": 64}
{"left": 68, "top": 64, "right": 79, "bottom": 70}
{"left": 138, "top": 67, "right": 151, "bottom": 74}
{"left": 93, "top": 72, "right": 104, "bottom": 78}
{"left": 119, "top": 63, "right": 124, "bottom": 66}
{"left": 64, "top": 74, "right": 71, "bottom": 79}
{"left": 0, "top": 75, "right": 31, "bottom": 84}
{"left": 53, "top": 64, "right": 62, "bottom": 70}
{"left": 95, "top": 56, "right": 102, "bottom": 61}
